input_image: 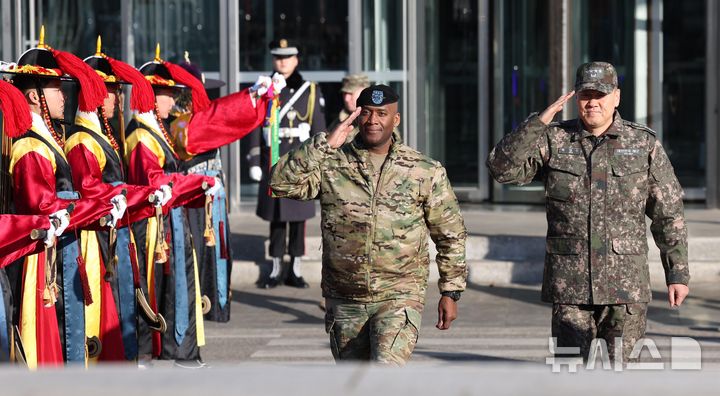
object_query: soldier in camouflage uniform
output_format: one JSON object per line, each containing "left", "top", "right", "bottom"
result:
{"left": 327, "top": 73, "right": 370, "bottom": 132}
{"left": 487, "top": 62, "right": 690, "bottom": 362}
{"left": 270, "top": 85, "right": 467, "bottom": 365}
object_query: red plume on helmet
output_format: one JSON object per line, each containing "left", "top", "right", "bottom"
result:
{"left": 163, "top": 61, "right": 210, "bottom": 112}
{"left": 0, "top": 80, "right": 32, "bottom": 137}
{"left": 50, "top": 48, "right": 108, "bottom": 111}
{"left": 105, "top": 56, "right": 155, "bottom": 113}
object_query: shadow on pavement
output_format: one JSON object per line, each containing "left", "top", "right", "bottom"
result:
{"left": 231, "top": 289, "right": 324, "bottom": 325}
{"left": 230, "top": 233, "right": 270, "bottom": 282}
{"left": 466, "top": 282, "right": 546, "bottom": 308}
{"left": 649, "top": 289, "right": 720, "bottom": 328}
{"left": 412, "top": 350, "right": 531, "bottom": 363}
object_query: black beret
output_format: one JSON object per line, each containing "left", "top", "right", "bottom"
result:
{"left": 356, "top": 84, "right": 399, "bottom": 107}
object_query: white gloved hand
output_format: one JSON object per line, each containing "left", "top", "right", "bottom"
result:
{"left": 205, "top": 177, "right": 223, "bottom": 196}
{"left": 43, "top": 218, "right": 58, "bottom": 247}
{"left": 298, "top": 122, "right": 311, "bottom": 142}
{"left": 249, "top": 166, "right": 262, "bottom": 182}
{"left": 151, "top": 190, "right": 165, "bottom": 206}
{"left": 159, "top": 184, "right": 173, "bottom": 206}
{"left": 250, "top": 75, "right": 272, "bottom": 97}
{"left": 49, "top": 209, "right": 70, "bottom": 237}
{"left": 271, "top": 72, "right": 287, "bottom": 94}
{"left": 109, "top": 194, "right": 127, "bottom": 227}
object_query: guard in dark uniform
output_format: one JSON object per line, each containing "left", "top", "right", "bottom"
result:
{"left": 248, "top": 38, "right": 326, "bottom": 288}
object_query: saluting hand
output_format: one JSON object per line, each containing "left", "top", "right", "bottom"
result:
{"left": 327, "top": 107, "right": 362, "bottom": 149}
{"left": 539, "top": 91, "right": 575, "bottom": 125}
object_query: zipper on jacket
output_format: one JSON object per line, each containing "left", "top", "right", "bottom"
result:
{"left": 366, "top": 156, "right": 390, "bottom": 299}
{"left": 585, "top": 134, "right": 608, "bottom": 303}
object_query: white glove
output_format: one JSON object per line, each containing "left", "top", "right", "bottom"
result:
{"left": 109, "top": 194, "right": 127, "bottom": 227}
{"left": 271, "top": 72, "right": 287, "bottom": 94}
{"left": 43, "top": 218, "right": 57, "bottom": 247}
{"left": 151, "top": 190, "right": 164, "bottom": 206}
{"left": 159, "top": 184, "right": 173, "bottom": 206}
{"left": 205, "top": 177, "right": 223, "bottom": 196}
{"left": 249, "top": 166, "right": 262, "bottom": 182}
{"left": 298, "top": 122, "right": 311, "bottom": 142}
{"left": 250, "top": 75, "right": 272, "bottom": 97}
{"left": 49, "top": 209, "right": 70, "bottom": 236}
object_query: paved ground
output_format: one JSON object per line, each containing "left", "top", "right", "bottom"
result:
{"left": 6, "top": 281, "right": 718, "bottom": 396}
{"left": 200, "top": 281, "right": 720, "bottom": 367}
{"left": 228, "top": 203, "right": 720, "bottom": 285}
{"left": 4, "top": 203, "right": 719, "bottom": 395}
{"left": 228, "top": 201, "right": 720, "bottom": 238}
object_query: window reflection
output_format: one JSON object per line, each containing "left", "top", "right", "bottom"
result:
{"left": 133, "top": 0, "right": 220, "bottom": 70}
{"left": 663, "top": 0, "right": 706, "bottom": 190}
{"left": 426, "top": 0, "right": 478, "bottom": 186}
{"left": 239, "top": 0, "right": 348, "bottom": 71}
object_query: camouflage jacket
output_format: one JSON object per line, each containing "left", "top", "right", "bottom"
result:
{"left": 270, "top": 131, "right": 467, "bottom": 304}
{"left": 487, "top": 112, "right": 689, "bottom": 305}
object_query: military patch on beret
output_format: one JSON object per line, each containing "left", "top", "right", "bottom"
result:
{"left": 356, "top": 84, "right": 399, "bottom": 107}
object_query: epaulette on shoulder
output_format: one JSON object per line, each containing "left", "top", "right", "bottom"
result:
{"left": 623, "top": 120, "right": 657, "bottom": 136}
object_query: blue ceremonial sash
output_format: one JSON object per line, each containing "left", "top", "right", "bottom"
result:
{"left": 115, "top": 226, "right": 137, "bottom": 360}
{"left": 0, "top": 280, "right": 9, "bottom": 359}
{"left": 170, "top": 207, "right": 188, "bottom": 345}
{"left": 57, "top": 190, "right": 84, "bottom": 363}
{"left": 108, "top": 181, "right": 138, "bottom": 359}
{"left": 200, "top": 169, "right": 229, "bottom": 309}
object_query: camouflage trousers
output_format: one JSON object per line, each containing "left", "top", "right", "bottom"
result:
{"left": 324, "top": 298, "right": 423, "bottom": 365}
{"left": 552, "top": 303, "right": 648, "bottom": 362}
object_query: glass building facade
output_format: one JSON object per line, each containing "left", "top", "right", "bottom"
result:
{"left": 2, "top": 0, "right": 719, "bottom": 208}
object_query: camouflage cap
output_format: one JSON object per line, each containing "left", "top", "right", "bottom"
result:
{"left": 341, "top": 73, "right": 370, "bottom": 93}
{"left": 574, "top": 62, "right": 618, "bottom": 94}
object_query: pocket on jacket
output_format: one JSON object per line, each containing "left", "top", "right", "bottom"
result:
{"left": 611, "top": 157, "right": 649, "bottom": 177}
{"left": 611, "top": 238, "right": 647, "bottom": 255}
{"left": 546, "top": 156, "right": 586, "bottom": 202}
{"left": 546, "top": 237, "right": 584, "bottom": 255}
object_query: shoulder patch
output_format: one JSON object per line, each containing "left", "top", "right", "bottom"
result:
{"left": 623, "top": 120, "right": 656, "bottom": 136}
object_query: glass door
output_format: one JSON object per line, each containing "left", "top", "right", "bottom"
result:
{"left": 491, "top": 0, "right": 550, "bottom": 203}
{"left": 662, "top": 0, "right": 706, "bottom": 199}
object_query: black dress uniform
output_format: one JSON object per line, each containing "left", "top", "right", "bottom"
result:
{"left": 247, "top": 40, "right": 326, "bottom": 288}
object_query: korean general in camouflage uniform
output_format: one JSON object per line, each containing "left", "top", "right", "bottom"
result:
{"left": 487, "top": 62, "right": 690, "bottom": 362}
{"left": 270, "top": 85, "right": 467, "bottom": 365}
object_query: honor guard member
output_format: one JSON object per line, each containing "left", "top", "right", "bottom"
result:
{"left": 271, "top": 85, "right": 467, "bottom": 365}
{"left": 487, "top": 62, "right": 689, "bottom": 362}
{"left": 248, "top": 38, "right": 327, "bottom": 288}
{"left": 67, "top": 38, "right": 174, "bottom": 362}
{"left": 0, "top": 79, "right": 72, "bottom": 362}
{"left": 2, "top": 28, "right": 125, "bottom": 368}
{"left": 127, "top": 45, "right": 220, "bottom": 368}
{"left": 171, "top": 53, "right": 272, "bottom": 322}
{"left": 327, "top": 73, "right": 370, "bottom": 132}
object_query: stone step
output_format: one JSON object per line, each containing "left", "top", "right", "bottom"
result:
{"left": 230, "top": 259, "right": 720, "bottom": 286}
{"left": 230, "top": 235, "right": 720, "bottom": 264}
